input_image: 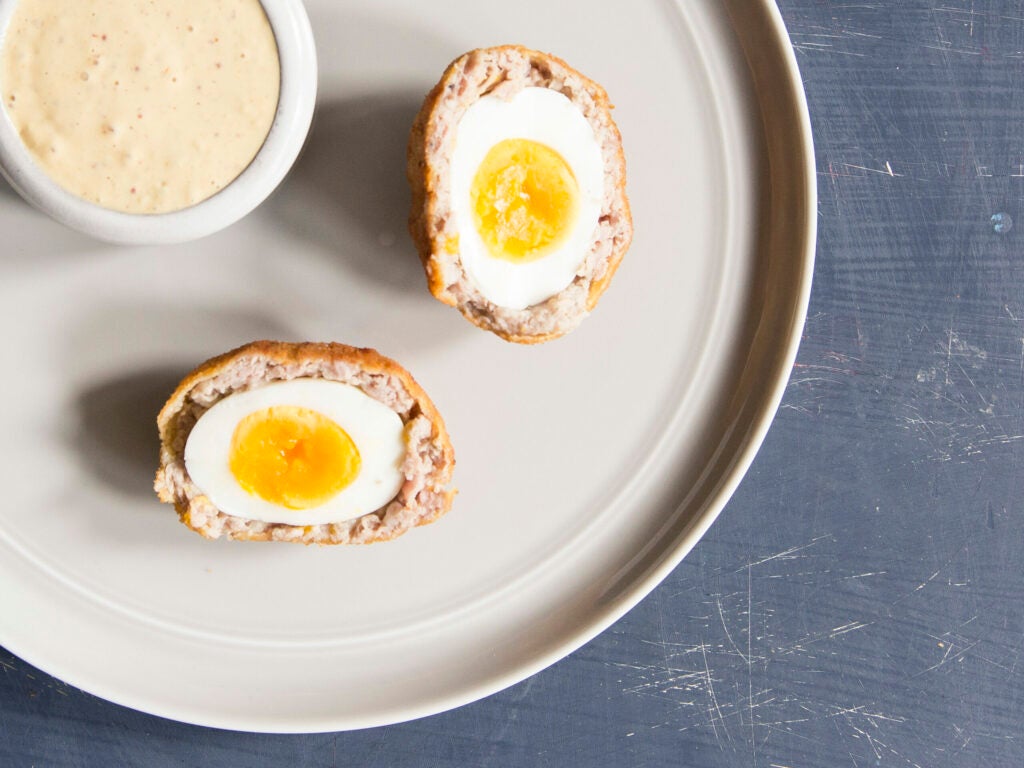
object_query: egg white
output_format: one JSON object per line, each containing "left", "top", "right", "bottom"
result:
{"left": 184, "top": 379, "right": 407, "bottom": 526}
{"left": 450, "top": 87, "right": 605, "bottom": 310}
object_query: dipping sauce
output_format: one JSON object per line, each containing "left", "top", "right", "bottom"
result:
{"left": 0, "top": 0, "right": 280, "bottom": 214}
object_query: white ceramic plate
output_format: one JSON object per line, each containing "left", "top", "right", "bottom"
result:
{"left": 0, "top": 0, "right": 814, "bottom": 732}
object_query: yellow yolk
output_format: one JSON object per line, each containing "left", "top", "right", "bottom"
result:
{"left": 228, "top": 405, "right": 361, "bottom": 510}
{"left": 470, "top": 138, "right": 579, "bottom": 263}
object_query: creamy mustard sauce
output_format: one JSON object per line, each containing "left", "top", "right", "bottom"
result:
{"left": 1, "top": 0, "right": 280, "bottom": 214}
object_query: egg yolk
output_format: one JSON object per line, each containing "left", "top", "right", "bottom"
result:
{"left": 228, "top": 405, "right": 361, "bottom": 510}
{"left": 471, "top": 138, "right": 579, "bottom": 263}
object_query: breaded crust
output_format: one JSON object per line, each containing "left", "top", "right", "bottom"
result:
{"left": 407, "top": 45, "right": 633, "bottom": 344}
{"left": 154, "top": 341, "right": 455, "bottom": 545}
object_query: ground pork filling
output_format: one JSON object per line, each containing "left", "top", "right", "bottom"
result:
{"left": 155, "top": 354, "right": 451, "bottom": 544}
{"left": 415, "top": 48, "right": 631, "bottom": 340}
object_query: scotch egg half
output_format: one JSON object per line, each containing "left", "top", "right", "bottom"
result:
{"left": 154, "top": 341, "right": 456, "bottom": 544}
{"left": 408, "top": 46, "right": 632, "bottom": 343}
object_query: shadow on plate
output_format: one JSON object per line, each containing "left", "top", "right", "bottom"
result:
{"left": 0, "top": 174, "right": 100, "bottom": 266}
{"left": 71, "top": 366, "right": 188, "bottom": 499}
{"left": 268, "top": 91, "right": 431, "bottom": 297}
{"left": 65, "top": 303, "right": 298, "bottom": 500}
{"left": 0, "top": 174, "right": 19, "bottom": 201}
{"left": 273, "top": 0, "right": 457, "bottom": 297}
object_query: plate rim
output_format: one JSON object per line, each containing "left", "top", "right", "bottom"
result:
{"left": 0, "top": 0, "right": 816, "bottom": 733}
{"left": 368, "top": 0, "right": 819, "bottom": 735}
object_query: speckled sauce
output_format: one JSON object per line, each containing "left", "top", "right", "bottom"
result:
{"left": 0, "top": 0, "right": 280, "bottom": 214}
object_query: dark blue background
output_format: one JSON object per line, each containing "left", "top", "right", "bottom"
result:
{"left": 4, "top": 1, "right": 1024, "bottom": 765}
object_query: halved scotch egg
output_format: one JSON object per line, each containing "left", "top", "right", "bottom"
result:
{"left": 408, "top": 46, "right": 633, "bottom": 343}
{"left": 154, "top": 342, "right": 455, "bottom": 544}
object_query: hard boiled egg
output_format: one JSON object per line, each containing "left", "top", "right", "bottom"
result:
{"left": 184, "top": 379, "right": 406, "bottom": 526}
{"left": 449, "top": 87, "right": 605, "bottom": 310}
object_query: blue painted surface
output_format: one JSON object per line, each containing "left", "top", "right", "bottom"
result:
{"left": 4, "top": 1, "right": 1024, "bottom": 765}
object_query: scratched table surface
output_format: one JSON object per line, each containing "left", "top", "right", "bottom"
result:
{"left": 3, "top": 1, "right": 1024, "bottom": 766}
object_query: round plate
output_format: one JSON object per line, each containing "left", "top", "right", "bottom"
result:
{"left": 0, "top": 0, "right": 814, "bottom": 732}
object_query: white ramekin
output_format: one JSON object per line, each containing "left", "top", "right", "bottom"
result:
{"left": 0, "top": 0, "right": 317, "bottom": 244}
